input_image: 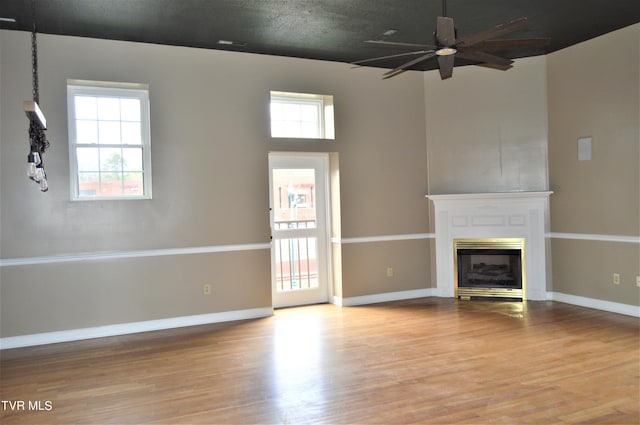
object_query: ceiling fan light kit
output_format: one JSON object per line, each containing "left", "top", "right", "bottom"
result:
{"left": 435, "top": 47, "right": 456, "bottom": 56}
{"left": 353, "top": 0, "right": 550, "bottom": 80}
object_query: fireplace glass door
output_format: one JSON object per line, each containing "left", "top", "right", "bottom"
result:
{"left": 454, "top": 238, "right": 526, "bottom": 300}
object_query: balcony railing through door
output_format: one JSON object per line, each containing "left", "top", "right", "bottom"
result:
{"left": 273, "top": 220, "right": 318, "bottom": 291}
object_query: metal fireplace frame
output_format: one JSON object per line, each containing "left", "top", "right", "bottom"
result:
{"left": 453, "top": 238, "right": 527, "bottom": 300}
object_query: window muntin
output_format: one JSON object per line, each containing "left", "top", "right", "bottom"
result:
{"left": 270, "top": 91, "right": 335, "bottom": 140}
{"left": 67, "top": 81, "right": 152, "bottom": 200}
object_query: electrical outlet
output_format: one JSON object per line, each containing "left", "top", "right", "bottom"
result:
{"left": 636, "top": 276, "right": 640, "bottom": 288}
{"left": 386, "top": 267, "right": 393, "bottom": 278}
{"left": 203, "top": 284, "right": 211, "bottom": 295}
{"left": 613, "top": 273, "right": 620, "bottom": 285}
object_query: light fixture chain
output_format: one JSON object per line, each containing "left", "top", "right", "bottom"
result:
{"left": 30, "top": 0, "right": 40, "bottom": 104}
{"left": 31, "top": 29, "right": 39, "bottom": 104}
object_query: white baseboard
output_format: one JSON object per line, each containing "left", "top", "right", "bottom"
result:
{"left": 547, "top": 292, "right": 640, "bottom": 317}
{"left": 0, "top": 307, "right": 274, "bottom": 350}
{"left": 334, "top": 288, "right": 639, "bottom": 318}
{"left": 334, "top": 288, "right": 436, "bottom": 307}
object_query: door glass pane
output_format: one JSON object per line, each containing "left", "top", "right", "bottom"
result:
{"left": 272, "top": 167, "right": 319, "bottom": 294}
{"left": 274, "top": 237, "right": 318, "bottom": 292}
{"left": 272, "top": 168, "right": 316, "bottom": 230}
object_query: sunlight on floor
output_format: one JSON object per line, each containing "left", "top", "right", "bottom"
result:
{"left": 272, "top": 309, "right": 327, "bottom": 419}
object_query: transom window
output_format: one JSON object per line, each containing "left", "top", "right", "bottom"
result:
{"left": 67, "top": 80, "right": 152, "bottom": 200}
{"left": 270, "top": 91, "right": 335, "bottom": 140}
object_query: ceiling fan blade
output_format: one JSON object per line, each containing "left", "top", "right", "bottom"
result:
{"left": 456, "top": 17, "right": 529, "bottom": 48}
{"left": 437, "top": 55, "right": 454, "bottom": 80}
{"left": 382, "top": 51, "right": 437, "bottom": 79}
{"left": 469, "top": 38, "right": 551, "bottom": 50}
{"left": 351, "top": 50, "right": 433, "bottom": 67}
{"left": 456, "top": 50, "right": 513, "bottom": 68}
{"left": 475, "top": 62, "right": 514, "bottom": 71}
{"left": 365, "top": 40, "right": 436, "bottom": 49}
{"left": 436, "top": 16, "right": 456, "bottom": 46}
{"left": 382, "top": 69, "right": 409, "bottom": 79}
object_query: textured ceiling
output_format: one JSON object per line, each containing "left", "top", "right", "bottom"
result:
{"left": 1, "top": 0, "right": 639, "bottom": 72}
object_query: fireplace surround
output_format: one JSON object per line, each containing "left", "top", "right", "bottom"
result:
{"left": 426, "top": 192, "right": 552, "bottom": 301}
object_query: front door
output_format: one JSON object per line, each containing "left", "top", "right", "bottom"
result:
{"left": 269, "top": 153, "right": 330, "bottom": 308}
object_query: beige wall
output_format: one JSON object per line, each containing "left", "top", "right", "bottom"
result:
{"left": 341, "top": 239, "right": 430, "bottom": 298}
{"left": 0, "top": 31, "right": 430, "bottom": 337}
{"left": 551, "top": 239, "right": 639, "bottom": 304}
{"left": 547, "top": 24, "right": 640, "bottom": 305}
{"left": 0, "top": 251, "right": 270, "bottom": 336}
{"left": 424, "top": 55, "right": 549, "bottom": 195}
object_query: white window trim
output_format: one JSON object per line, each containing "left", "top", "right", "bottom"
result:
{"left": 269, "top": 91, "right": 335, "bottom": 140}
{"left": 67, "top": 80, "right": 152, "bottom": 201}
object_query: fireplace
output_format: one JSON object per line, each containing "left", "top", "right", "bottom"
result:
{"left": 426, "top": 192, "right": 552, "bottom": 301}
{"left": 454, "top": 238, "right": 525, "bottom": 300}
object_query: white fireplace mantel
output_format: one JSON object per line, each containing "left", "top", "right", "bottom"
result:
{"left": 426, "top": 191, "right": 553, "bottom": 300}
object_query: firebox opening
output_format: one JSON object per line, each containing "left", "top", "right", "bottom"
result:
{"left": 454, "top": 238, "right": 526, "bottom": 301}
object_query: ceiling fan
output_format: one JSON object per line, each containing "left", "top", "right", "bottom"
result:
{"left": 353, "top": 0, "right": 551, "bottom": 80}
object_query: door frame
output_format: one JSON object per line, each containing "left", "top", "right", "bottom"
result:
{"left": 268, "top": 152, "right": 333, "bottom": 308}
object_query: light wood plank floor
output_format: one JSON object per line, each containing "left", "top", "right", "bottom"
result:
{"left": 1, "top": 298, "right": 638, "bottom": 424}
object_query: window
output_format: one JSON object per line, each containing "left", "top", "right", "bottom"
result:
{"left": 270, "top": 91, "right": 335, "bottom": 139}
{"left": 67, "top": 80, "right": 152, "bottom": 200}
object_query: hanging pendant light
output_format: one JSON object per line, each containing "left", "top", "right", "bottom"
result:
{"left": 24, "top": 0, "right": 50, "bottom": 192}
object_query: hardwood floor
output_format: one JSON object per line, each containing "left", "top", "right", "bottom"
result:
{"left": 1, "top": 298, "right": 638, "bottom": 424}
